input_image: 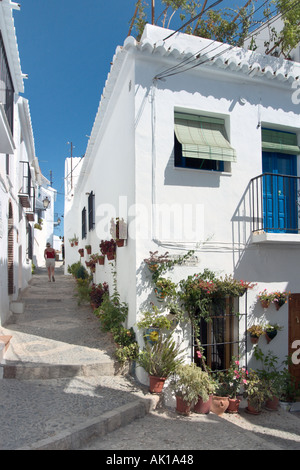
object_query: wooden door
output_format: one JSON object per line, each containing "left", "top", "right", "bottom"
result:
{"left": 288, "top": 294, "right": 300, "bottom": 388}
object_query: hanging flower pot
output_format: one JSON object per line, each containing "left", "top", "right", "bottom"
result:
{"left": 144, "top": 327, "right": 160, "bottom": 345}
{"left": 265, "top": 329, "right": 277, "bottom": 343}
{"left": 250, "top": 334, "right": 259, "bottom": 344}
{"left": 85, "top": 245, "right": 92, "bottom": 255}
{"left": 78, "top": 249, "right": 84, "bottom": 257}
{"left": 261, "top": 300, "right": 270, "bottom": 309}
{"left": 149, "top": 375, "right": 166, "bottom": 394}
{"left": 106, "top": 252, "right": 115, "bottom": 261}
{"left": 116, "top": 239, "right": 125, "bottom": 247}
{"left": 98, "top": 255, "right": 105, "bottom": 265}
{"left": 154, "top": 286, "right": 165, "bottom": 302}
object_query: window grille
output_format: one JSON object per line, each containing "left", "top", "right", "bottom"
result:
{"left": 82, "top": 207, "right": 87, "bottom": 239}
{"left": 88, "top": 191, "right": 95, "bottom": 231}
{"left": 193, "top": 295, "right": 247, "bottom": 371}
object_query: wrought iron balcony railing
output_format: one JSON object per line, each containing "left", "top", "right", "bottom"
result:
{"left": 250, "top": 173, "right": 300, "bottom": 234}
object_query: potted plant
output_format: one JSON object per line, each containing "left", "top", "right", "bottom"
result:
{"left": 214, "top": 358, "right": 248, "bottom": 414}
{"left": 137, "top": 303, "right": 173, "bottom": 344}
{"left": 110, "top": 217, "right": 127, "bottom": 246}
{"left": 78, "top": 248, "right": 84, "bottom": 257}
{"left": 257, "top": 289, "right": 274, "bottom": 308}
{"left": 154, "top": 277, "right": 177, "bottom": 302}
{"left": 85, "top": 244, "right": 92, "bottom": 255}
{"left": 193, "top": 370, "right": 217, "bottom": 415}
{"left": 264, "top": 323, "right": 283, "bottom": 343}
{"left": 243, "top": 370, "right": 272, "bottom": 414}
{"left": 272, "top": 291, "right": 290, "bottom": 310}
{"left": 247, "top": 324, "right": 265, "bottom": 344}
{"left": 170, "top": 363, "right": 211, "bottom": 415}
{"left": 137, "top": 336, "right": 184, "bottom": 394}
{"left": 144, "top": 251, "right": 170, "bottom": 280}
{"left": 89, "top": 282, "right": 109, "bottom": 309}
{"left": 100, "top": 239, "right": 116, "bottom": 260}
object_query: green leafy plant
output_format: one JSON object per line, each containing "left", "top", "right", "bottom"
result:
{"left": 75, "top": 278, "right": 92, "bottom": 305}
{"left": 170, "top": 363, "right": 216, "bottom": 405}
{"left": 154, "top": 277, "right": 177, "bottom": 300}
{"left": 137, "top": 303, "right": 173, "bottom": 330}
{"left": 113, "top": 327, "right": 139, "bottom": 364}
{"left": 90, "top": 282, "right": 109, "bottom": 308}
{"left": 243, "top": 369, "right": 273, "bottom": 411}
{"left": 214, "top": 357, "right": 248, "bottom": 399}
{"left": 137, "top": 335, "right": 184, "bottom": 378}
{"left": 247, "top": 324, "right": 265, "bottom": 338}
{"left": 257, "top": 289, "right": 275, "bottom": 303}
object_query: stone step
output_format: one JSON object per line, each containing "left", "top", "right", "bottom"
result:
{"left": 2, "top": 360, "right": 128, "bottom": 380}
{"left": 0, "top": 335, "right": 12, "bottom": 362}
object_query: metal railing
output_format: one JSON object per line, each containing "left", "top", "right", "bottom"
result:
{"left": 250, "top": 173, "right": 300, "bottom": 234}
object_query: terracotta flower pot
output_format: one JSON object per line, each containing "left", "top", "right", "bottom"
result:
{"left": 265, "top": 396, "right": 279, "bottom": 411}
{"left": 149, "top": 375, "right": 166, "bottom": 394}
{"left": 211, "top": 396, "right": 229, "bottom": 416}
{"left": 176, "top": 396, "right": 192, "bottom": 415}
{"left": 246, "top": 401, "right": 261, "bottom": 415}
{"left": 226, "top": 397, "right": 241, "bottom": 414}
{"left": 194, "top": 395, "right": 212, "bottom": 414}
{"left": 106, "top": 252, "right": 115, "bottom": 260}
{"left": 261, "top": 300, "right": 270, "bottom": 309}
{"left": 116, "top": 239, "right": 124, "bottom": 247}
{"left": 98, "top": 256, "right": 105, "bottom": 265}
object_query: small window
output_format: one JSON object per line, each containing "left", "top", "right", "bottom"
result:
{"left": 88, "top": 191, "right": 95, "bottom": 231}
{"left": 174, "top": 112, "right": 236, "bottom": 172}
{"left": 82, "top": 207, "right": 87, "bottom": 239}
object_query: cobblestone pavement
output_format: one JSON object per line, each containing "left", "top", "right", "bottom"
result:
{"left": 80, "top": 400, "right": 300, "bottom": 451}
{"left": 1, "top": 264, "right": 300, "bottom": 451}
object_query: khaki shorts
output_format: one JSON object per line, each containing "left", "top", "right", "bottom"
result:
{"left": 46, "top": 259, "right": 55, "bottom": 268}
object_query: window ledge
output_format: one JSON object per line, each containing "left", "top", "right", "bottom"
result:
{"left": 251, "top": 231, "right": 300, "bottom": 244}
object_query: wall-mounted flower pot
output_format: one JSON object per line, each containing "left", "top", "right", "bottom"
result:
{"left": 98, "top": 256, "right": 105, "bottom": 265}
{"left": 154, "top": 287, "right": 165, "bottom": 302}
{"left": 86, "top": 247, "right": 91, "bottom": 255}
{"left": 250, "top": 334, "right": 259, "bottom": 344}
{"left": 265, "top": 329, "right": 277, "bottom": 343}
{"left": 106, "top": 252, "right": 115, "bottom": 260}
{"left": 261, "top": 300, "right": 270, "bottom": 309}
{"left": 116, "top": 239, "right": 125, "bottom": 247}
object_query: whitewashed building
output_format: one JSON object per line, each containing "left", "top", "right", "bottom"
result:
{"left": 64, "top": 24, "right": 300, "bottom": 388}
{"left": 0, "top": 0, "right": 56, "bottom": 328}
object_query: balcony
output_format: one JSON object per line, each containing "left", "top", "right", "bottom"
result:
{"left": 250, "top": 173, "right": 300, "bottom": 244}
{"left": 18, "top": 161, "right": 33, "bottom": 209}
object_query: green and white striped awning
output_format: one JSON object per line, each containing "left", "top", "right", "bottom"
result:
{"left": 174, "top": 112, "right": 237, "bottom": 162}
{"left": 262, "top": 129, "right": 300, "bottom": 155}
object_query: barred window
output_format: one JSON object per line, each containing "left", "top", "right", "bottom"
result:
{"left": 88, "top": 191, "right": 95, "bottom": 231}
{"left": 82, "top": 207, "right": 87, "bottom": 239}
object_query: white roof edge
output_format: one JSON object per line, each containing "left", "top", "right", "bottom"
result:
{"left": 77, "top": 24, "right": 300, "bottom": 193}
{"left": 0, "top": 0, "right": 24, "bottom": 93}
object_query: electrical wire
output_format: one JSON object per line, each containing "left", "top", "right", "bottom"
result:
{"left": 154, "top": 0, "right": 271, "bottom": 79}
{"left": 154, "top": 0, "right": 300, "bottom": 80}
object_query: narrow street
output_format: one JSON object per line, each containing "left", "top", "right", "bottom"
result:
{"left": 0, "top": 264, "right": 299, "bottom": 451}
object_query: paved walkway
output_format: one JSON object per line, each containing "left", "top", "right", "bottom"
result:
{"left": 0, "top": 264, "right": 299, "bottom": 451}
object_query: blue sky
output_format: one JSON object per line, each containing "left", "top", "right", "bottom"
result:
{"left": 13, "top": 0, "right": 258, "bottom": 237}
